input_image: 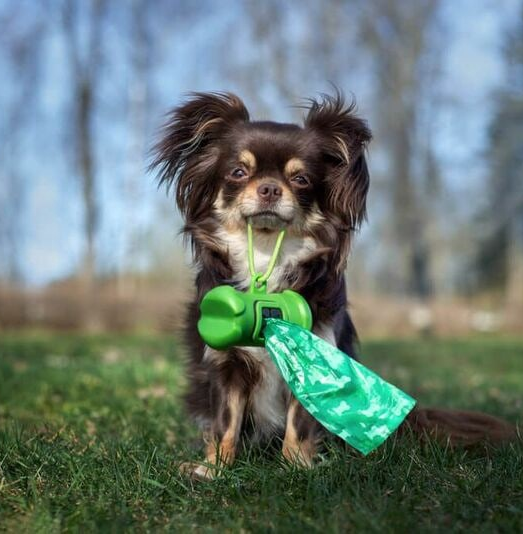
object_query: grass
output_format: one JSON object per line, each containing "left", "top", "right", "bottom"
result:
{"left": 0, "top": 332, "right": 522, "bottom": 532}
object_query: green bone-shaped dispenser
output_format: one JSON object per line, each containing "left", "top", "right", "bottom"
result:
{"left": 197, "top": 278, "right": 312, "bottom": 350}
{"left": 197, "top": 224, "right": 312, "bottom": 350}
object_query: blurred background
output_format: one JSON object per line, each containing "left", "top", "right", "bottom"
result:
{"left": 0, "top": 0, "right": 522, "bottom": 337}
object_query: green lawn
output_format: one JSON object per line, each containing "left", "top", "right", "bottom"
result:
{"left": 0, "top": 333, "right": 522, "bottom": 532}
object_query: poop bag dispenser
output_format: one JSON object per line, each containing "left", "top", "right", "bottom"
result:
{"left": 198, "top": 283, "right": 312, "bottom": 350}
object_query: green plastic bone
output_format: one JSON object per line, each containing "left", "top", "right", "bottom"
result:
{"left": 197, "top": 283, "right": 312, "bottom": 350}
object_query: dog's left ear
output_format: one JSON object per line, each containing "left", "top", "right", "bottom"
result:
{"left": 305, "top": 92, "right": 372, "bottom": 230}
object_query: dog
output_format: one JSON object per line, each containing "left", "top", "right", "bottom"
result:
{"left": 152, "top": 91, "right": 516, "bottom": 479}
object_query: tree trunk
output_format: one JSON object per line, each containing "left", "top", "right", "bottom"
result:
{"left": 360, "top": 0, "right": 439, "bottom": 298}
{"left": 78, "top": 79, "right": 97, "bottom": 290}
{"left": 118, "top": 0, "right": 150, "bottom": 299}
{"left": 506, "top": 209, "right": 523, "bottom": 306}
{"left": 63, "top": 0, "right": 106, "bottom": 329}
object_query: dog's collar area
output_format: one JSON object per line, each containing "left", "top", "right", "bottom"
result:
{"left": 247, "top": 219, "right": 286, "bottom": 291}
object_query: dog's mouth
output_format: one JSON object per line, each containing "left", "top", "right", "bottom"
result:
{"left": 246, "top": 211, "right": 292, "bottom": 230}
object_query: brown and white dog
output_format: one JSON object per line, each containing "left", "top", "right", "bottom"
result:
{"left": 152, "top": 91, "right": 516, "bottom": 479}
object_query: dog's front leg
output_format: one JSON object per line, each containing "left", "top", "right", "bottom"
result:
{"left": 182, "top": 388, "right": 246, "bottom": 481}
{"left": 282, "top": 397, "right": 319, "bottom": 467}
{"left": 282, "top": 322, "right": 336, "bottom": 467}
{"left": 181, "top": 349, "right": 252, "bottom": 480}
{"left": 205, "top": 388, "right": 246, "bottom": 469}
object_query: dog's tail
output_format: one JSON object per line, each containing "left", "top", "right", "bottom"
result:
{"left": 399, "top": 406, "right": 518, "bottom": 446}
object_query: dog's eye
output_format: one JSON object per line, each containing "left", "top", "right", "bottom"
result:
{"left": 291, "top": 175, "right": 310, "bottom": 187}
{"left": 230, "top": 168, "right": 247, "bottom": 180}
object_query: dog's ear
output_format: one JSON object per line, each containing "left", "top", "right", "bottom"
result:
{"left": 151, "top": 92, "right": 249, "bottom": 220}
{"left": 304, "top": 92, "right": 371, "bottom": 230}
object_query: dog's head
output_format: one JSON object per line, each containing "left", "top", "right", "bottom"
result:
{"left": 152, "top": 91, "right": 371, "bottom": 256}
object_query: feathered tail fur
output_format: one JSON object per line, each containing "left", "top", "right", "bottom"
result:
{"left": 400, "top": 406, "right": 518, "bottom": 446}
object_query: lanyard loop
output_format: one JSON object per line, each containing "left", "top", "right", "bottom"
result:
{"left": 247, "top": 221, "right": 286, "bottom": 289}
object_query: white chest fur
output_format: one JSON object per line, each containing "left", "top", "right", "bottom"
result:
{"left": 215, "top": 227, "right": 317, "bottom": 292}
{"left": 244, "top": 347, "right": 288, "bottom": 439}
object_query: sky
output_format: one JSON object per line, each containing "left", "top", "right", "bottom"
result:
{"left": 0, "top": 0, "right": 520, "bottom": 287}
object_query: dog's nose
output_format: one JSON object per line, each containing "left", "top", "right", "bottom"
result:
{"left": 257, "top": 182, "right": 282, "bottom": 202}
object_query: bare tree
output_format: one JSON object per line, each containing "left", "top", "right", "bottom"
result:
{"left": 117, "top": 0, "right": 153, "bottom": 297}
{"left": 478, "top": 3, "right": 523, "bottom": 306}
{"left": 359, "top": 0, "right": 443, "bottom": 297}
{"left": 62, "top": 0, "right": 106, "bottom": 320}
{"left": 60, "top": 0, "right": 108, "bottom": 329}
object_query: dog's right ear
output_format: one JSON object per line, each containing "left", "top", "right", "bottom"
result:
{"left": 151, "top": 92, "right": 249, "bottom": 220}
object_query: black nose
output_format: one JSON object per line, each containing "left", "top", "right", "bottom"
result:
{"left": 257, "top": 182, "right": 282, "bottom": 202}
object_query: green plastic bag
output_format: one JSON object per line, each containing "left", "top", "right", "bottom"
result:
{"left": 263, "top": 319, "right": 416, "bottom": 455}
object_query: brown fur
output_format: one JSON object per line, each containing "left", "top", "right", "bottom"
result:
{"left": 401, "top": 407, "right": 517, "bottom": 446}
{"left": 282, "top": 398, "right": 318, "bottom": 467}
{"left": 152, "top": 91, "right": 516, "bottom": 479}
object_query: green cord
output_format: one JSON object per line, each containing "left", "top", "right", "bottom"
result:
{"left": 247, "top": 221, "right": 286, "bottom": 287}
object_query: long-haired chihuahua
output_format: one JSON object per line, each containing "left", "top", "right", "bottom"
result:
{"left": 152, "top": 91, "right": 515, "bottom": 479}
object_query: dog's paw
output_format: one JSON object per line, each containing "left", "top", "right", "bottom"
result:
{"left": 179, "top": 461, "right": 216, "bottom": 481}
{"left": 281, "top": 445, "right": 314, "bottom": 469}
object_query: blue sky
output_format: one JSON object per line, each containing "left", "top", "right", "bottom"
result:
{"left": 1, "top": 0, "right": 520, "bottom": 286}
